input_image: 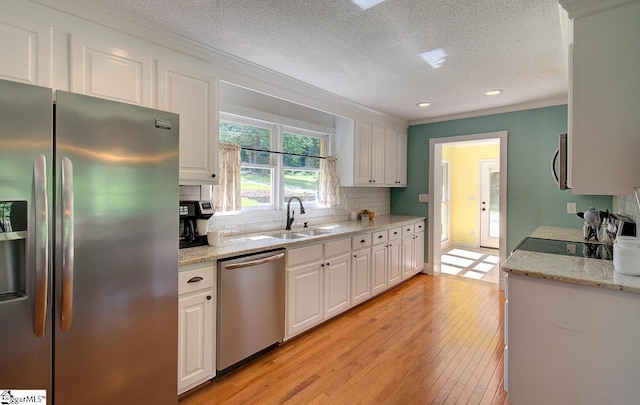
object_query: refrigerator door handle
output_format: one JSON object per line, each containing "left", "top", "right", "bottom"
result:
{"left": 61, "top": 157, "right": 74, "bottom": 331}
{"left": 33, "top": 155, "right": 49, "bottom": 338}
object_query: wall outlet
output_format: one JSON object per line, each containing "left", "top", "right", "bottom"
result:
{"left": 419, "top": 194, "right": 429, "bottom": 203}
{"left": 567, "top": 202, "right": 577, "bottom": 214}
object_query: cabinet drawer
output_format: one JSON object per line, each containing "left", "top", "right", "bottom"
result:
{"left": 179, "top": 263, "right": 215, "bottom": 294}
{"left": 324, "top": 238, "right": 351, "bottom": 257}
{"left": 402, "top": 224, "right": 415, "bottom": 237}
{"left": 414, "top": 222, "right": 425, "bottom": 233}
{"left": 372, "top": 230, "right": 388, "bottom": 244}
{"left": 352, "top": 234, "right": 372, "bottom": 250}
{"left": 288, "top": 243, "right": 323, "bottom": 267}
{"left": 388, "top": 227, "right": 402, "bottom": 241}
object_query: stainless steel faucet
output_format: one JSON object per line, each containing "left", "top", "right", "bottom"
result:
{"left": 285, "top": 196, "right": 306, "bottom": 230}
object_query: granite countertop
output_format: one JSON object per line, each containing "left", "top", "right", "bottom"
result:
{"left": 502, "top": 226, "right": 640, "bottom": 294}
{"left": 179, "top": 215, "right": 426, "bottom": 267}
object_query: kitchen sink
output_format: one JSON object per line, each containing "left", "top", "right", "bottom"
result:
{"left": 295, "top": 229, "right": 333, "bottom": 236}
{"left": 271, "top": 232, "right": 309, "bottom": 240}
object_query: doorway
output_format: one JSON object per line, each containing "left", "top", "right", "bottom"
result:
{"left": 428, "top": 132, "right": 508, "bottom": 290}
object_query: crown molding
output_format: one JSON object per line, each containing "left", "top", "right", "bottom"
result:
{"left": 559, "top": 0, "right": 639, "bottom": 18}
{"left": 409, "top": 97, "right": 568, "bottom": 126}
{"left": 30, "top": 0, "right": 408, "bottom": 130}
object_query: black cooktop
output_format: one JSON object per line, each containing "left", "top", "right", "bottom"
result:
{"left": 514, "top": 237, "right": 613, "bottom": 260}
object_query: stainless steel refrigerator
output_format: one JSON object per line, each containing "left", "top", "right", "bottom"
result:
{"left": 0, "top": 79, "right": 179, "bottom": 404}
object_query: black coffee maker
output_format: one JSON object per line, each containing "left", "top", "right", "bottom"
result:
{"left": 179, "top": 200, "right": 215, "bottom": 249}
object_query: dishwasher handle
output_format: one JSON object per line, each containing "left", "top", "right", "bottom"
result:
{"left": 224, "top": 252, "right": 285, "bottom": 270}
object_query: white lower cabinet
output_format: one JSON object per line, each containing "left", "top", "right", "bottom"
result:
{"left": 371, "top": 243, "right": 388, "bottom": 296}
{"left": 323, "top": 253, "right": 351, "bottom": 318}
{"left": 351, "top": 248, "right": 371, "bottom": 305}
{"left": 371, "top": 229, "right": 389, "bottom": 296}
{"left": 401, "top": 235, "right": 415, "bottom": 280}
{"left": 414, "top": 231, "right": 425, "bottom": 273}
{"left": 178, "top": 262, "right": 216, "bottom": 395}
{"left": 286, "top": 221, "right": 424, "bottom": 339}
{"left": 287, "top": 260, "right": 324, "bottom": 337}
{"left": 387, "top": 240, "right": 402, "bottom": 287}
{"left": 506, "top": 272, "right": 640, "bottom": 405}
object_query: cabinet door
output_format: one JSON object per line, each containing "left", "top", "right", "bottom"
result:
{"left": 351, "top": 248, "right": 371, "bottom": 305}
{"left": 569, "top": 2, "right": 640, "bottom": 195}
{"left": 387, "top": 241, "right": 402, "bottom": 287}
{"left": 384, "top": 129, "right": 398, "bottom": 185}
{"left": 354, "top": 121, "right": 372, "bottom": 185}
{"left": 396, "top": 131, "right": 407, "bottom": 186}
{"left": 287, "top": 261, "right": 324, "bottom": 337}
{"left": 0, "top": 14, "right": 52, "bottom": 86}
{"left": 370, "top": 125, "right": 385, "bottom": 184}
{"left": 371, "top": 243, "right": 388, "bottom": 296}
{"left": 324, "top": 253, "right": 350, "bottom": 319}
{"left": 157, "top": 61, "right": 219, "bottom": 184}
{"left": 414, "top": 232, "right": 425, "bottom": 273}
{"left": 178, "top": 290, "right": 214, "bottom": 394}
{"left": 401, "top": 236, "right": 414, "bottom": 280}
{"left": 70, "top": 33, "right": 152, "bottom": 107}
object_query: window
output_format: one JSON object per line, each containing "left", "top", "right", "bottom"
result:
{"left": 219, "top": 113, "right": 328, "bottom": 212}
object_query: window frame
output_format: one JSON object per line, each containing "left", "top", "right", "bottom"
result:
{"left": 219, "top": 112, "right": 330, "bottom": 214}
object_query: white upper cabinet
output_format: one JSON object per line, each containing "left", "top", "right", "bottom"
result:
{"left": 354, "top": 120, "right": 373, "bottom": 184}
{"left": 561, "top": 0, "right": 640, "bottom": 195}
{"left": 396, "top": 131, "right": 407, "bottom": 186}
{"left": 157, "top": 60, "right": 219, "bottom": 184}
{"left": 0, "top": 15, "right": 52, "bottom": 87}
{"left": 336, "top": 117, "right": 407, "bottom": 187}
{"left": 370, "top": 124, "right": 385, "bottom": 184}
{"left": 384, "top": 129, "right": 407, "bottom": 186}
{"left": 70, "top": 33, "right": 153, "bottom": 107}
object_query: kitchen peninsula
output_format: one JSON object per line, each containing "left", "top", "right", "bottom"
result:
{"left": 502, "top": 226, "right": 640, "bottom": 405}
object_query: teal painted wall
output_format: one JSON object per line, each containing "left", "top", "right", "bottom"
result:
{"left": 390, "top": 105, "right": 613, "bottom": 259}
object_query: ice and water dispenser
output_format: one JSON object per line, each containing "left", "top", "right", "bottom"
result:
{"left": 0, "top": 201, "right": 27, "bottom": 302}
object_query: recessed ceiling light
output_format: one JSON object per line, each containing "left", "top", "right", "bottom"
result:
{"left": 417, "top": 102, "right": 431, "bottom": 108}
{"left": 419, "top": 49, "right": 447, "bottom": 69}
{"left": 485, "top": 89, "right": 503, "bottom": 96}
{"left": 352, "top": 0, "right": 385, "bottom": 10}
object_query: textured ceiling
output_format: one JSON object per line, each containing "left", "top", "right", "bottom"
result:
{"left": 89, "top": 0, "right": 568, "bottom": 122}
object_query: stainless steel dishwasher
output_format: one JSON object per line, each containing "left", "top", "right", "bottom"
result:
{"left": 217, "top": 249, "right": 286, "bottom": 373}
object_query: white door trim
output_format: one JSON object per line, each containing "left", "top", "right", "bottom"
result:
{"left": 428, "top": 131, "right": 508, "bottom": 290}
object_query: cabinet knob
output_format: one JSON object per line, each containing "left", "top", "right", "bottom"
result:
{"left": 211, "top": 173, "right": 216, "bottom": 178}
{"left": 378, "top": 235, "right": 383, "bottom": 239}
{"left": 188, "top": 276, "right": 203, "bottom": 283}
{"left": 320, "top": 263, "right": 325, "bottom": 267}
{"left": 361, "top": 239, "right": 366, "bottom": 243}
{"left": 354, "top": 254, "right": 357, "bottom": 258}
{"left": 326, "top": 262, "right": 330, "bottom": 266}
{"left": 206, "top": 295, "right": 212, "bottom": 300}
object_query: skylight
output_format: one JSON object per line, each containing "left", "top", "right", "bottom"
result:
{"left": 352, "top": 0, "right": 385, "bottom": 10}
{"left": 420, "top": 48, "right": 447, "bottom": 69}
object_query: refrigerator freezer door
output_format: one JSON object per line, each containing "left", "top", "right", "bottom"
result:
{"left": 53, "top": 92, "right": 179, "bottom": 404}
{"left": 0, "top": 80, "right": 53, "bottom": 395}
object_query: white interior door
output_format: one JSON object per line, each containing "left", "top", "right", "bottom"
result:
{"left": 480, "top": 160, "right": 500, "bottom": 249}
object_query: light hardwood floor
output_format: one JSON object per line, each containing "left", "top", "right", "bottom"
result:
{"left": 179, "top": 274, "right": 508, "bottom": 405}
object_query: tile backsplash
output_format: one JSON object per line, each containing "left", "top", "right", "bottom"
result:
{"left": 613, "top": 194, "right": 640, "bottom": 226}
{"left": 179, "top": 185, "right": 390, "bottom": 236}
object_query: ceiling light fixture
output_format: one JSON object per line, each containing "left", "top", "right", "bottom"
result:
{"left": 417, "top": 102, "right": 431, "bottom": 108}
{"left": 352, "top": 0, "right": 385, "bottom": 10}
{"left": 485, "top": 89, "right": 503, "bottom": 96}
{"left": 419, "top": 49, "right": 447, "bottom": 69}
